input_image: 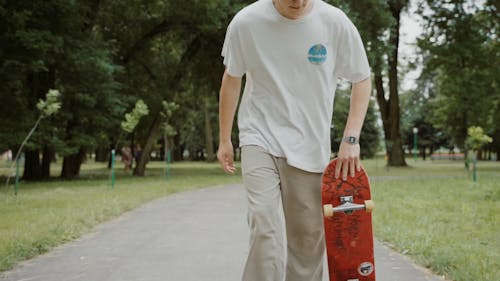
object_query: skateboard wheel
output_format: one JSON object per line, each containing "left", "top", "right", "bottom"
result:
{"left": 323, "top": 204, "right": 334, "bottom": 217}
{"left": 364, "top": 200, "right": 374, "bottom": 213}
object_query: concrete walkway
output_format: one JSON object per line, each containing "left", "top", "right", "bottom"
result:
{"left": 1, "top": 184, "right": 447, "bottom": 281}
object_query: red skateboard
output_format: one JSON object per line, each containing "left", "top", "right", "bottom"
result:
{"left": 322, "top": 158, "right": 375, "bottom": 281}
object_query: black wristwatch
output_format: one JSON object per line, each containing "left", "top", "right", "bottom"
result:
{"left": 343, "top": 136, "right": 359, "bottom": 144}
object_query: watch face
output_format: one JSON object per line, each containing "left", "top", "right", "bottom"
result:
{"left": 344, "top": 136, "right": 358, "bottom": 144}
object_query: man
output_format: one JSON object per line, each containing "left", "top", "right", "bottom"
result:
{"left": 217, "top": 0, "right": 371, "bottom": 280}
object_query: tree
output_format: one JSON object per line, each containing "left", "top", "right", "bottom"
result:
{"left": 417, "top": 0, "right": 499, "bottom": 156}
{"left": 58, "top": 42, "right": 124, "bottom": 179}
{"left": 5, "top": 89, "right": 61, "bottom": 188}
{"left": 0, "top": 0, "right": 62, "bottom": 180}
{"left": 332, "top": 88, "right": 381, "bottom": 159}
{"left": 0, "top": 0, "right": 124, "bottom": 180}
{"left": 121, "top": 99, "right": 150, "bottom": 140}
{"left": 96, "top": 0, "right": 251, "bottom": 174}
{"left": 466, "top": 126, "right": 493, "bottom": 152}
{"left": 465, "top": 126, "right": 493, "bottom": 181}
{"left": 329, "top": 0, "right": 409, "bottom": 166}
{"left": 400, "top": 89, "right": 451, "bottom": 159}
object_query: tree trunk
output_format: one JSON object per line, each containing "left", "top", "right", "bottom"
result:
{"left": 477, "top": 149, "right": 484, "bottom": 161}
{"left": 387, "top": 3, "right": 406, "bottom": 166}
{"left": 107, "top": 143, "right": 114, "bottom": 168}
{"left": 61, "top": 148, "right": 86, "bottom": 179}
{"left": 168, "top": 137, "right": 175, "bottom": 163}
{"left": 23, "top": 150, "right": 42, "bottom": 181}
{"left": 373, "top": 1, "right": 407, "bottom": 167}
{"left": 173, "top": 134, "right": 182, "bottom": 161}
{"left": 204, "top": 97, "right": 215, "bottom": 162}
{"left": 41, "top": 146, "right": 54, "bottom": 179}
{"left": 130, "top": 132, "right": 136, "bottom": 168}
{"left": 134, "top": 115, "right": 162, "bottom": 176}
{"left": 374, "top": 68, "right": 406, "bottom": 166}
{"left": 95, "top": 147, "right": 108, "bottom": 162}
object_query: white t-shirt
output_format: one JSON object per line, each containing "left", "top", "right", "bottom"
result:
{"left": 221, "top": 0, "right": 371, "bottom": 173}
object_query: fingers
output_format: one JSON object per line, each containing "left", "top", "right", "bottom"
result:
{"left": 335, "top": 141, "right": 361, "bottom": 180}
{"left": 334, "top": 158, "right": 351, "bottom": 180}
{"left": 342, "top": 160, "right": 349, "bottom": 181}
{"left": 350, "top": 159, "right": 355, "bottom": 178}
{"left": 334, "top": 159, "right": 342, "bottom": 179}
{"left": 223, "top": 157, "right": 236, "bottom": 174}
{"left": 356, "top": 158, "right": 362, "bottom": 172}
{"left": 217, "top": 148, "right": 236, "bottom": 175}
{"left": 334, "top": 157, "right": 361, "bottom": 180}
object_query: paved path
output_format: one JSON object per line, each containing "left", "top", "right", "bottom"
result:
{"left": 1, "top": 185, "right": 447, "bottom": 281}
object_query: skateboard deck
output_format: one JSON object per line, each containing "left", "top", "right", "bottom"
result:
{"left": 322, "top": 158, "right": 375, "bottom": 281}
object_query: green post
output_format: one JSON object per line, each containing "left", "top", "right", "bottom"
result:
{"left": 472, "top": 152, "right": 477, "bottom": 182}
{"left": 166, "top": 149, "right": 171, "bottom": 180}
{"left": 111, "top": 149, "right": 116, "bottom": 188}
{"left": 15, "top": 158, "right": 20, "bottom": 195}
{"left": 413, "top": 127, "right": 418, "bottom": 161}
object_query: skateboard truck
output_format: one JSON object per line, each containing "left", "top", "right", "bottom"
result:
{"left": 323, "top": 196, "right": 374, "bottom": 217}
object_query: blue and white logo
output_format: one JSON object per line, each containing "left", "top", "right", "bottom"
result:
{"left": 308, "top": 44, "right": 327, "bottom": 65}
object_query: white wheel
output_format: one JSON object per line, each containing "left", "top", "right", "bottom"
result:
{"left": 323, "top": 204, "right": 334, "bottom": 217}
{"left": 364, "top": 200, "right": 375, "bottom": 213}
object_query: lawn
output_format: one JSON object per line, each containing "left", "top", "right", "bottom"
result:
{"left": 365, "top": 159, "right": 500, "bottom": 281}
{"left": 0, "top": 158, "right": 498, "bottom": 281}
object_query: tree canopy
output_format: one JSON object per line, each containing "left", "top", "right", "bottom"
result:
{"left": 1, "top": 0, "right": 498, "bottom": 181}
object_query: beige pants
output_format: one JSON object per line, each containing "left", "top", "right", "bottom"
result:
{"left": 241, "top": 145, "right": 324, "bottom": 281}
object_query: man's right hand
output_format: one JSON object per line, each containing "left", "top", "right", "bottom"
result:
{"left": 218, "top": 70, "right": 241, "bottom": 175}
{"left": 217, "top": 141, "right": 236, "bottom": 174}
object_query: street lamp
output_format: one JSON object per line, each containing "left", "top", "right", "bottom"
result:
{"left": 413, "top": 127, "right": 419, "bottom": 161}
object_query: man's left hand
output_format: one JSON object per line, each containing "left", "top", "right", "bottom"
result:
{"left": 335, "top": 141, "right": 361, "bottom": 180}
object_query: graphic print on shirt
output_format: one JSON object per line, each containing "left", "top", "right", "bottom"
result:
{"left": 307, "top": 44, "right": 327, "bottom": 65}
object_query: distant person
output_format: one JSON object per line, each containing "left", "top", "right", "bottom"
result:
{"left": 121, "top": 146, "right": 132, "bottom": 171}
{"left": 1, "top": 149, "right": 13, "bottom": 162}
{"left": 217, "top": 0, "right": 371, "bottom": 280}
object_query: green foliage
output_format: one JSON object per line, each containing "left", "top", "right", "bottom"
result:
{"left": 332, "top": 88, "right": 380, "bottom": 158}
{"left": 0, "top": 0, "right": 125, "bottom": 162}
{"left": 466, "top": 126, "right": 493, "bottom": 151}
{"left": 5, "top": 89, "right": 62, "bottom": 186}
{"left": 160, "top": 101, "right": 179, "bottom": 120}
{"left": 400, "top": 89, "right": 451, "bottom": 152}
{"left": 327, "top": 0, "right": 394, "bottom": 69}
{"left": 160, "top": 101, "right": 180, "bottom": 138}
{"left": 121, "top": 99, "right": 150, "bottom": 133}
{"left": 330, "top": 0, "right": 410, "bottom": 166}
{"left": 36, "top": 89, "right": 61, "bottom": 118}
{"left": 418, "top": 0, "right": 499, "bottom": 148}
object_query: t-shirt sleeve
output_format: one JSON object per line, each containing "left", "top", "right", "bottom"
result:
{"left": 335, "top": 16, "right": 371, "bottom": 83}
{"left": 221, "top": 19, "right": 247, "bottom": 77}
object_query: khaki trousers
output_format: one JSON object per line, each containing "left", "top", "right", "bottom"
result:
{"left": 241, "top": 145, "right": 324, "bottom": 281}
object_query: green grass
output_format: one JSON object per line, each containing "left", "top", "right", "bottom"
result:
{"left": 0, "top": 158, "right": 499, "bottom": 281}
{"left": 0, "top": 161, "right": 242, "bottom": 272}
{"left": 366, "top": 159, "right": 500, "bottom": 281}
